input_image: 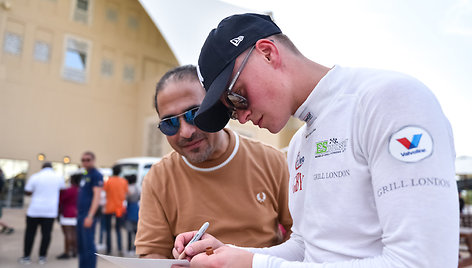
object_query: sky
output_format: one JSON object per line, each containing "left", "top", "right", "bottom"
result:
{"left": 220, "top": 0, "right": 472, "bottom": 157}
{"left": 140, "top": 0, "right": 472, "bottom": 157}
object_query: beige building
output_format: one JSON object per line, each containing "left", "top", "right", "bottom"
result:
{"left": 0, "top": 0, "right": 302, "bottom": 183}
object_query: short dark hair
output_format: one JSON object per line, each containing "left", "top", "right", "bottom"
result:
{"left": 70, "top": 173, "right": 81, "bottom": 186}
{"left": 125, "top": 174, "right": 137, "bottom": 184}
{"left": 112, "top": 165, "right": 121, "bottom": 176}
{"left": 154, "top": 65, "right": 199, "bottom": 114}
{"left": 42, "top": 162, "right": 52, "bottom": 169}
{"left": 82, "top": 151, "right": 95, "bottom": 160}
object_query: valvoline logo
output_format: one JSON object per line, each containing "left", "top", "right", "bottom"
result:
{"left": 389, "top": 126, "right": 433, "bottom": 163}
{"left": 397, "top": 134, "right": 422, "bottom": 149}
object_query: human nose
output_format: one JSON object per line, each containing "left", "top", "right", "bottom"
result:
{"left": 236, "top": 109, "right": 251, "bottom": 124}
{"left": 178, "top": 116, "right": 196, "bottom": 138}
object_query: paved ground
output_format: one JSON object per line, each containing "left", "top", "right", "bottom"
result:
{"left": 3, "top": 204, "right": 470, "bottom": 267}
{"left": 0, "top": 206, "right": 133, "bottom": 268}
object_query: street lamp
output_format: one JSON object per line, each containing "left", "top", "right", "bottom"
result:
{"left": 63, "top": 156, "right": 71, "bottom": 178}
{"left": 37, "top": 153, "right": 46, "bottom": 161}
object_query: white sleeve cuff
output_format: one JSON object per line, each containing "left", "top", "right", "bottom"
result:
{"left": 253, "top": 253, "right": 270, "bottom": 268}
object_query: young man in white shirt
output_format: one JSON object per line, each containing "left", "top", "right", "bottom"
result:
{"left": 19, "top": 162, "right": 65, "bottom": 265}
{"left": 172, "top": 13, "right": 459, "bottom": 268}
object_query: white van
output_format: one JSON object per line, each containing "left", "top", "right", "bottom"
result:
{"left": 113, "top": 157, "right": 161, "bottom": 191}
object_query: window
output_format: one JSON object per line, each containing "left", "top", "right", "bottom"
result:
{"left": 62, "top": 36, "right": 90, "bottom": 83}
{"left": 73, "top": 0, "right": 92, "bottom": 24}
{"left": 3, "top": 32, "right": 23, "bottom": 55}
{"left": 77, "top": 0, "right": 88, "bottom": 10}
{"left": 123, "top": 64, "right": 135, "bottom": 83}
{"left": 33, "top": 41, "right": 51, "bottom": 62}
{"left": 115, "top": 163, "right": 138, "bottom": 178}
{"left": 127, "top": 15, "right": 139, "bottom": 30}
{"left": 101, "top": 58, "right": 114, "bottom": 77}
{"left": 106, "top": 7, "right": 118, "bottom": 22}
{"left": 143, "top": 164, "right": 152, "bottom": 177}
{"left": 0, "top": 158, "right": 29, "bottom": 208}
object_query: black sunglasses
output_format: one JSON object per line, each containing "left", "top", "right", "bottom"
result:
{"left": 158, "top": 107, "right": 199, "bottom": 136}
{"left": 224, "top": 45, "right": 254, "bottom": 119}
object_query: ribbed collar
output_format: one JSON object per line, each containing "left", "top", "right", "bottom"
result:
{"left": 181, "top": 128, "right": 239, "bottom": 172}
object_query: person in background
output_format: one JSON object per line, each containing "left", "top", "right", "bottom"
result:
{"left": 460, "top": 191, "right": 466, "bottom": 214}
{"left": 19, "top": 162, "right": 65, "bottom": 265}
{"left": 56, "top": 173, "right": 80, "bottom": 260}
{"left": 172, "top": 13, "right": 459, "bottom": 268}
{"left": 96, "top": 185, "right": 107, "bottom": 252}
{"left": 125, "top": 174, "right": 140, "bottom": 256}
{"left": 103, "top": 165, "right": 128, "bottom": 256}
{"left": 135, "top": 65, "right": 292, "bottom": 259}
{"left": 77, "top": 151, "right": 103, "bottom": 268}
{"left": 0, "top": 168, "right": 14, "bottom": 235}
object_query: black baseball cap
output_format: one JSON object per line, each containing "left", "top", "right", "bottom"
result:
{"left": 194, "top": 13, "right": 281, "bottom": 132}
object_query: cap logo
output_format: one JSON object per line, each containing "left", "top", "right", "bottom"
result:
{"left": 196, "top": 65, "right": 204, "bottom": 88}
{"left": 230, "top": 36, "right": 244, "bottom": 47}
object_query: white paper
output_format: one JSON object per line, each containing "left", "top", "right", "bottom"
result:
{"left": 96, "top": 253, "right": 189, "bottom": 268}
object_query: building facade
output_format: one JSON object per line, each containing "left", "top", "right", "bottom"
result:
{"left": 0, "top": 0, "right": 302, "bottom": 187}
{"left": 0, "top": 0, "right": 179, "bottom": 177}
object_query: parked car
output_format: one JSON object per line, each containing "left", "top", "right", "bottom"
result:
{"left": 112, "top": 157, "right": 161, "bottom": 191}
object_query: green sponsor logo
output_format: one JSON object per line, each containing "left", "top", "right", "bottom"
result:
{"left": 315, "top": 138, "right": 348, "bottom": 158}
{"left": 316, "top": 141, "right": 328, "bottom": 154}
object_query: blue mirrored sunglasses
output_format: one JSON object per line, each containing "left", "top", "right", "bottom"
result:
{"left": 158, "top": 107, "right": 199, "bottom": 136}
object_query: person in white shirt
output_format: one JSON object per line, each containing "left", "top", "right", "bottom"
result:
{"left": 19, "top": 162, "right": 65, "bottom": 265}
{"left": 172, "top": 13, "right": 459, "bottom": 268}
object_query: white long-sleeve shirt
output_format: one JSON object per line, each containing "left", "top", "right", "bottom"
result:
{"left": 249, "top": 66, "right": 459, "bottom": 268}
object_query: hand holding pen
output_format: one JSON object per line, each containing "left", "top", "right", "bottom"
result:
{"left": 173, "top": 230, "right": 254, "bottom": 268}
{"left": 174, "top": 222, "right": 226, "bottom": 260}
{"left": 178, "top": 222, "right": 210, "bottom": 259}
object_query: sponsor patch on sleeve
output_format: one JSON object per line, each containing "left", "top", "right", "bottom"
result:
{"left": 388, "top": 126, "right": 433, "bottom": 162}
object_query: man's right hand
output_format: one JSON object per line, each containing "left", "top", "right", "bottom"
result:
{"left": 83, "top": 216, "right": 93, "bottom": 228}
{"left": 172, "top": 246, "right": 254, "bottom": 268}
{"left": 172, "top": 232, "right": 224, "bottom": 260}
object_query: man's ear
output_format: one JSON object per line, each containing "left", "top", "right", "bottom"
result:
{"left": 255, "top": 39, "right": 280, "bottom": 67}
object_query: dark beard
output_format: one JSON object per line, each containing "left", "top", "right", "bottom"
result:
{"left": 178, "top": 133, "right": 213, "bottom": 163}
